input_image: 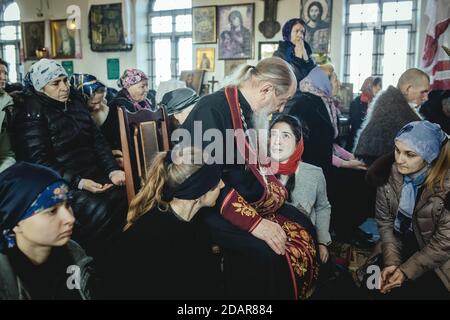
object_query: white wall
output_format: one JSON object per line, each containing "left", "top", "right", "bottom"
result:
{"left": 14, "top": 0, "right": 429, "bottom": 89}
{"left": 192, "top": 0, "right": 346, "bottom": 87}
{"left": 16, "top": 0, "right": 148, "bottom": 88}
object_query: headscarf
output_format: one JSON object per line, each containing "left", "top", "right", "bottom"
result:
{"left": 118, "top": 68, "right": 152, "bottom": 110}
{"left": 161, "top": 151, "right": 222, "bottom": 202}
{"left": 118, "top": 68, "right": 148, "bottom": 89}
{"left": 360, "top": 77, "right": 375, "bottom": 104}
{"left": 299, "top": 66, "right": 339, "bottom": 138}
{"left": 0, "top": 162, "right": 68, "bottom": 252}
{"left": 282, "top": 18, "right": 305, "bottom": 42}
{"left": 69, "top": 73, "right": 106, "bottom": 100}
{"left": 272, "top": 138, "right": 305, "bottom": 176}
{"left": 393, "top": 121, "right": 448, "bottom": 235}
{"left": 28, "top": 59, "right": 68, "bottom": 92}
{"left": 395, "top": 120, "right": 447, "bottom": 164}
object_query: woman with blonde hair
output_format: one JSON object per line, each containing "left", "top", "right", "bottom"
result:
{"left": 103, "top": 147, "right": 224, "bottom": 299}
{"left": 369, "top": 121, "right": 449, "bottom": 298}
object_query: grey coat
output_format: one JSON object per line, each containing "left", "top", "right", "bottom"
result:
{"left": 0, "top": 240, "right": 95, "bottom": 300}
{"left": 284, "top": 162, "right": 332, "bottom": 245}
{"left": 354, "top": 86, "right": 420, "bottom": 164}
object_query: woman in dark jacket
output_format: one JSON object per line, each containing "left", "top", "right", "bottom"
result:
{"left": 273, "top": 18, "right": 315, "bottom": 85}
{"left": 103, "top": 147, "right": 224, "bottom": 299}
{"left": 0, "top": 162, "right": 96, "bottom": 300}
{"left": 70, "top": 73, "right": 123, "bottom": 168}
{"left": 106, "top": 68, "right": 153, "bottom": 149}
{"left": 289, "top": 66, "right": 375, "bottom": 243}
{"left": 288, "top": 65, "right": 365, "bottom": 180}
{"left": 346, "top": 76, "right": 382, "bottom": 151}
{"left": 10, "top": 59, "right": 127, "bottom": 255}
{"left": 369, "top": 121, "right": 449, "bottom": 299}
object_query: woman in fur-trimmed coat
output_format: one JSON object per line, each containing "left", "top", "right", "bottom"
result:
{"left": 366, "top": 121, "right": 449, "bottom": 299}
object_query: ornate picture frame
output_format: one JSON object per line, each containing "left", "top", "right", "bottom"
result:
{"left": 300, "top": 0, "right": 332, "bottom": 54}
{"left": 89, "top": 3, "right": 133, "bottom": 52}
{"left": 192, "top": 6, "right": 217, "bottom": 44}
{"left": 196, "top": 48, "right": 215, "bottom": 72}
{"left": 258, "top": 41, "right": 279, "bottom": 60}
{"left": 179, "top": 70, "right": 205, "bottom": 95}
{"left": 217, "top": 3, "right": 255, "bottom": 60}
{"left": 22, "top": 21, "right": 46, "bottom": 60}
{"left": 50, "top": 19, "right": 81, "bottom": 59}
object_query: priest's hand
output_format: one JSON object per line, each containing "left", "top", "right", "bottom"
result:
{"left": 251, "top": 219, "right": 287, "bottom": 255}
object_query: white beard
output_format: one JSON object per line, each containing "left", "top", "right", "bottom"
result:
{"left": 250, "top": 106, "right": 272, "bottom": 163}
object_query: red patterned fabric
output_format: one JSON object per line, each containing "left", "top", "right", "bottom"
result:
{"left": 220, "top": 87, "right": 319, "bottom": 299}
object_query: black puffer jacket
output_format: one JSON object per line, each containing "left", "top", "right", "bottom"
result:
{"left": 9, "top": 89, "right": 127, "bottom": 254}
{"left": 10, "top": 88, "right": 119, "bottom": 188}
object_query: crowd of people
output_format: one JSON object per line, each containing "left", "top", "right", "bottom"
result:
{"left": 0, "top": 14, "right": 449, "bottom": 301}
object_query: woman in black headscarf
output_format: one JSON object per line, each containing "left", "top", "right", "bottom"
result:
{"left": 0, "top": 162, "right": 96, "bottom": 300}
{"left": 273, "top": 18, "right": 316, "bottom": 85}
{"left": 102, "top": 147, "right": 224, "bottom": 299}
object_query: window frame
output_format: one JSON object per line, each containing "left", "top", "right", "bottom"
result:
{"left": 343, "top": 0, "right": 418, "bottom": 90}
{"left": 0, "top": 1, "right": 21, "bottom": 83}
{"left": 147, "top": 1, "right": 192, "bottom": 90}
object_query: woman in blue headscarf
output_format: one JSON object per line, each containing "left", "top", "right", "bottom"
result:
{"left": 0, "top": 162, "right": 96, "bottom": 299}
{"left": 273, "top": 18, "right": 316, "bottom": 85}
{"left": 372, "top": 121, "right": 449, "bottom": 298}
{"left": 70, "top": 74, "right": 123, "bottom": 167}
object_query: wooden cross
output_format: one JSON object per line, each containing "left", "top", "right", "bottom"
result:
{"left": 207, "top": 76, "right": 219, "bottom": 92}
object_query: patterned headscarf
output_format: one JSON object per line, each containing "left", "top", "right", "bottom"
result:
{"left": 0, "top": 162, "right": 68, "bottom": 252}
{"left": 29, "top": 59, "right": 68, "bottom": 92}
{"left": 299, "top": 66, "right": 339, "bottom": 138}
{"left": 118, "top": 68, "right": 148, "bottom": 89}
{"left": 70, "top": 73, "right": 106, "bottom": 100}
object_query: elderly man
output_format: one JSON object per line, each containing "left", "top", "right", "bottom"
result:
{"left": 179, "top": 57, "right": 319, "bottom": 299}
{"left": 0, "top": 58, "right": 15, "bottom": 173}
{"left": 354, "top": 68, "right": 430, "bottom": 165}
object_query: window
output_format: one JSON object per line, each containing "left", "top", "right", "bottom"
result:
{"left": 0, "top": 2, "right": 21, "bottom": 83}
{"left": 344, "top": 0, "right": 417, "bottom": 92}
{"left": 148, "top": 0, "right": 192, "bottom": 89}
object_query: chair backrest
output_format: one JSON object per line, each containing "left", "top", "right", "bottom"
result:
{"left": 117, "top": 106, "right": 170, "bottom": 203}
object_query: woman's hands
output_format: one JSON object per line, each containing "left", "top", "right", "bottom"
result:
{"left": 319, "top": 244, "right": 329, "bottom": 263}
{"left": 341, "top": 159, "right": 368, "bottom": 170}
{"left": 82, "top": 179, "right": 113, "bottom": 193}
{"left": 110, "top": 170, "right": 126, "bottom": 186}
{"left": 293, "top": 40, "right": 309, "bottom": 61}
{"left": 380, "top": 266, "right": 406, "bottom": 294}
{"left": 251, "top": 219, "right": 287, "bottom": 255}
{"left": 80, "top": 170, "right": 125, "bottom": 193}
{"left": 112, "top": 149, "right": 124, "bottom": 168}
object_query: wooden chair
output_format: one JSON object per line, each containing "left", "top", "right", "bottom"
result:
{"left": 117, "top": 106, "right": 171, "bottom": 203}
